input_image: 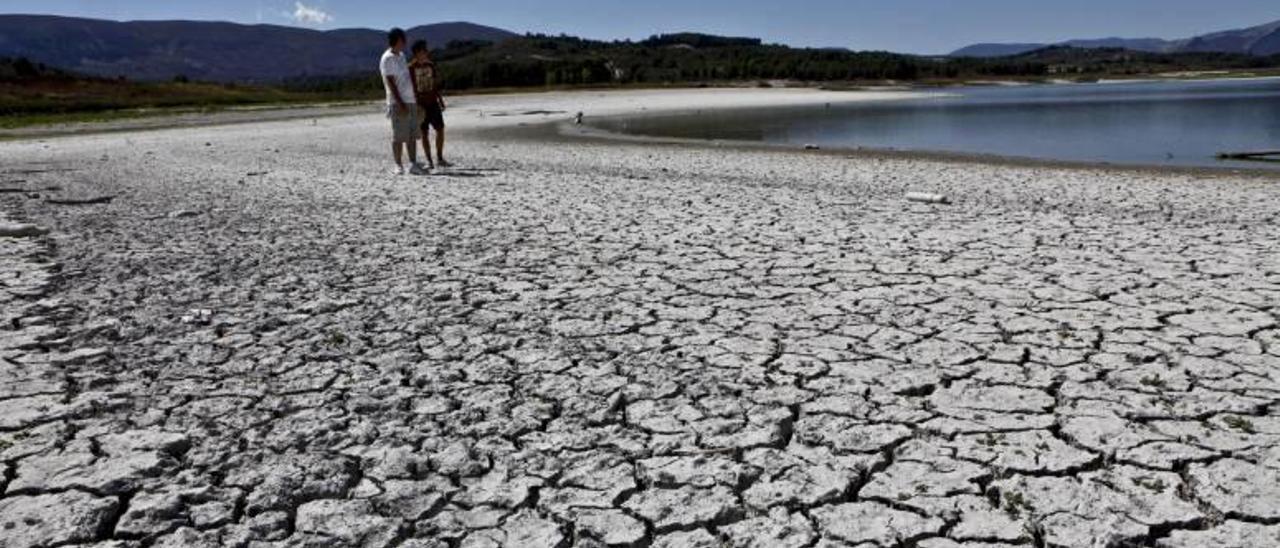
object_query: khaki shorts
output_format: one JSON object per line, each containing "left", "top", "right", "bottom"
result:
{"left": 389, "top": 104, "right": 422, "bottom": 142}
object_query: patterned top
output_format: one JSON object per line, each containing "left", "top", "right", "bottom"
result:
{"left": 409, "top": 60, "right": 440, "bottom": 104}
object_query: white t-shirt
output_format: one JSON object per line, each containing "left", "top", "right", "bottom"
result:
{"left": 379, "top": 49, "right": 416, "bottom": 110}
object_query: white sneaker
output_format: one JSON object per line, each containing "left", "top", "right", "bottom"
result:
{"left": 409, "top": 163, "right": 429, "bottom": 176}
{"left": 391, "top": 165, "right": 405, "bottom": 176}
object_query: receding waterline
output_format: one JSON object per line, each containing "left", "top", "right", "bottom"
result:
{"left": 589, "top": 78, "right": 1280, "bottom": 171}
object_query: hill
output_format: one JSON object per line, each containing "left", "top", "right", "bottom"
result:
{"left": 951, "top": 19, "right": 1280, "bottom": 57}
{"left": 0, "top": 56, "right": 365, "bottom": 127}
{"left": 1182, "top": 19, "right": 1280, "bottom": 56}
{"left": 0, "top": 15, "right": 516, "bottom": 82}
{"left": 951, "top": 43, "right": 1056, "bottom": 58}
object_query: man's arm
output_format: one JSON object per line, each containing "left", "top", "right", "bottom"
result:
{"left": 436, "top": 71, "right": 446, "bottom": 111}
{"left": 385, "top": 75, "right": 407, "bottom": 113}
{"left": 381, "top": 55, "right": 407, "bottom": 113}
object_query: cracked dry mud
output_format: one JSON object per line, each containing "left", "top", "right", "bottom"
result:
{"left": 1, "top": 89, "right": 1279, "bottom": 548}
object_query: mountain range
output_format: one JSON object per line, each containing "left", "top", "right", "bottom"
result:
{"left": 0, "top": 15, "right": 516, "bottom": 82}
{"left": 3, "top": 14, "right": 1279, "bottom": 83}
{"left": 951, "top": 19, "right": 1280, "bottom": 57}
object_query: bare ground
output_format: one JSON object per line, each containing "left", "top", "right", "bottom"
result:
{"left": 1, "top": 89, "right": 1279, "bottom": 548}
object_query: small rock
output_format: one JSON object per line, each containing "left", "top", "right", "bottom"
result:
{"left": 572, "top": 509, "right": 647, "bottom": 546}
{"left": 721, "top": 508, "right": 816, "bottom": 548}
{"left": 115, "top": 491, "right": 185, "bottom": 538}
{"left": 181, "top": 309, "right": 214, "bottom": 325}
{"left": 295, "top": 499, "right": 403, "bottom": 547}
{"left": 0, "top": 491, "right": 120, "bottom": 547}
{"left": 624, "top": 485, "right": 741, "bottom": 532}
{"left": 168, "top": 210, "right": 199, "bottom": 219}
{"left": 906, "top": 192, "right": 950, "bottom": 204}
{"left": 497, "top": 510, "right": 565, "bottom": 547}
{"left": 190, "top": 501, "right": 235, "bottom": 529}
{"left": 652, "top": 529, "right": 720, "bottom": 548}
{"left": 49, "top": 347, "right": 111, "bottom": 366}
{"left": 811, "top": 502, "right": 945, "bottom": 545}
{"left": 0, "top": 222, "right": 48, "bottom": 237}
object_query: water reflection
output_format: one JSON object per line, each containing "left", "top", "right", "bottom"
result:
{"left": 595, "top": 79, "right": 1280, "bottom": 170}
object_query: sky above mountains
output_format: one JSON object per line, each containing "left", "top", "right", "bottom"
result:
{"left": 5, "top": 0, "right": 1279, "bottom": 54}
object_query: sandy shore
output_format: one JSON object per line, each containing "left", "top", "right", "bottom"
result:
{"left": 1, "top": 88, "right": 1279, "bottom": 548}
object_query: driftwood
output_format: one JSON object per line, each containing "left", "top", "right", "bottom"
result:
{"left": 1217, "top": 150, "right": 1280, "bottom": 161}
{"left": 46, "top": 196, "right": 114, "bottom": 206}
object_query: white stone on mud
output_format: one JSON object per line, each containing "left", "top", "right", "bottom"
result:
{"left": 949, "top": 430, "right": 1098, "bottom": 473}
{"left": 225, "top": 454, "right": 355, "bottom": 514}
{"left": 1190, "top": 459, "right": 1280, "bottom": 521}
{"left": 639, "top": 455, "right": 749, "bottom": 488}
{"left": 468, "top": 510, "right": 565, "bottom": 548}
{"left": 720, "top": 508, "right": 817, "bottom": 548}
{"left": 571, "top": 508, "right": 647, "bottom": 546}
{"left": 295, "top": 499, "right": 403, "bottom": 547}
{"left": 1158, "top": 520, "right": 1280, "bottom": 548}
{"left": 992, "top": 465, "right": 1202, "bottom": 545}
{"left": 373, "top": 477, "right": 456, "bottom": 520}
{"left": 1167, "top": 309, "right": 1275, "bottom": 337}
{"left": 931, "top": 381, "right": 1054, "bottom": 414}
{"left": 10, "top": 439, "right": 170, "bottom": 495}
{"left": 860, "top": 458, "right": 986, "bottom": 503}
{"left": 623, "top": 485, "right": 741, "bottom": 532}
{"left": 810, "top": 502, "right": 945, "bottom": 545}
{"left": 0, "top": 222, "right": 47, "bottom": 238}
{"left": 454, "top": 465, "right": 543, "bottom": 508}
{"left": 115, "top": 491, "right": 185, "bottom": 538}
{"left": 651, "top": 529, "right": 721, "bottom": 548}
{"left": 0, "top": 491, "right": 119, "bottom": 547}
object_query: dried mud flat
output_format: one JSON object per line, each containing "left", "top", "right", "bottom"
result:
{"left": 1, "top": 89, "right": 1279, "bottom": 548}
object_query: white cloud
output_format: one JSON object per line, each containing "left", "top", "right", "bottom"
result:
{"left": 290, "top": 2, "right": 333, "bottom": 25}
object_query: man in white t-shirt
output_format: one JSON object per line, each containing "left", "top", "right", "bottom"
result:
{"left": 380, "top": 28, "right": 427, "bottom": 176}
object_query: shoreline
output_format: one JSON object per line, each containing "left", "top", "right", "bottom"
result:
{"left": 551, "top": 119, "right": 1280, "bottom": 181}
{"left": 6, "top": 84, "right": 1278, "bottom": 179}
{"left": 459, "top": 87, "right": 1280, "bottom": 180}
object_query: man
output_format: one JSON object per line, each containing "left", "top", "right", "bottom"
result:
{"left": 408, "top": 40, "right": 451, "bottom": 169}
{"left": 379, "top": 28, "right": 427, "bottom": 176}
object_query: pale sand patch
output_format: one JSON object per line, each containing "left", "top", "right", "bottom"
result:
{"left": 444, "top": 87, "right": 929, "bottom": 130}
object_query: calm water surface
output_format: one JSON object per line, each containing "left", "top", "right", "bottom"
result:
{"left": 592, "top": 79, "right": 1280, "bottom": 170}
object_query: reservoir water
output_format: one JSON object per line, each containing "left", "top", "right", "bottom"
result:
{"left": 592, "top": 78, "right": 1280, "bottom": 171}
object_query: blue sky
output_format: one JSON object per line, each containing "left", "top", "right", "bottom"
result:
{"left": 4, "top": 0, "right": 1279, "bottom": 54}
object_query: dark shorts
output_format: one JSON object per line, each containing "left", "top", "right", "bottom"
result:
{"left": 420, "top": 102, "right": 445, "bottom": 132}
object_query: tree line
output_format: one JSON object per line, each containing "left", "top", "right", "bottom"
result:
{"left": 281, "top": 34, "right": 1280, "bottom": 95}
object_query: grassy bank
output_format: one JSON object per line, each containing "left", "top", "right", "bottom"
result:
{"left": 0, "top": 82, "right": 376, "bottom": 128}
{"left": 0, "top": 60, "right": 377, "bottom": 129}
